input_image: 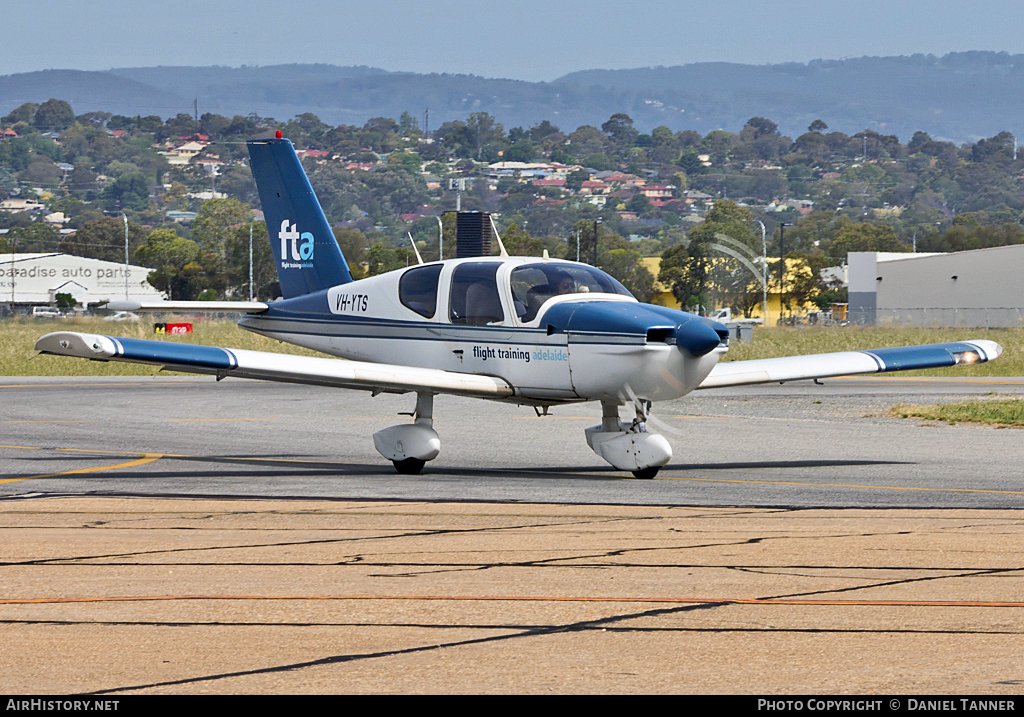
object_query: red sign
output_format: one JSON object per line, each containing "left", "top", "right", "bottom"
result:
{"left": 154, "top": 323, "right": 193, "bottom": 334}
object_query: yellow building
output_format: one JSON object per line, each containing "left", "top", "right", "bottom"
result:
{"left": 641, "top": 256, "right": 820, "bottom": 320}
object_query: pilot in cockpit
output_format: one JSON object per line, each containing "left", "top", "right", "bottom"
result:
{"left": 554, "top": 271, "right": 576, "bottom": 295}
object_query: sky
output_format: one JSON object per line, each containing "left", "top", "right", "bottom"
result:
{"left": 6, "top": 0, "right": 1024, "bottom": 81}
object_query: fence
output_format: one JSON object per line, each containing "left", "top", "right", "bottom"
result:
{"left": 850, "top": 307, "right": 1024, "bottom": 329}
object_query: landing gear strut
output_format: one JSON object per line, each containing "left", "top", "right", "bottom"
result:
{"left": 373, "top": 392, "right": 440, "bottom": 474}
{"left": 585, "top": 400, "right": 671, "bottom": 479}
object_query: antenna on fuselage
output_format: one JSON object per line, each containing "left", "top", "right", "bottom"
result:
{"left": 407, "top": 232, "right": 424, "bottom": 264}
{"left": 488, "top": 215, "right": 509, "bottom": 257}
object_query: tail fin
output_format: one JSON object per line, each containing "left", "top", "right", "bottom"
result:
{"left": 247, "top": 138, "right": 353, "bottom": 298}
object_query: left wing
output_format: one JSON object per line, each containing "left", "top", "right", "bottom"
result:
{"left": 105, "top": 300, "right": 269, "bottom": 313}
{"left": 34, "top": 332, "right": 513, "bottom": 399}
{"left": 698, "top": 340, "right": 1002, "bottom": 389}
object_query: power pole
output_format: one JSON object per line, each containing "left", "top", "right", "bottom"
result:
{"left": 249, "top": 223, "right": 254, "bottom": 301}
{"left": 120, "top": 211, "right": 129, "bottom": 300}
{"left": 779, "top": 223, "right": 792, "bottom": 319}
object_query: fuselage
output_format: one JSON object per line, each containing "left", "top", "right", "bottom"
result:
{"left": 238, "top": 256, "right": 728, "bottom": 405}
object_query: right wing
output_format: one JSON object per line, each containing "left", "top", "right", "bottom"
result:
{"left": 34, "top": 332, "right": 513, "bottom": 399}
{"left": 698, "top": 340, "right": 1002, "bottom": 389}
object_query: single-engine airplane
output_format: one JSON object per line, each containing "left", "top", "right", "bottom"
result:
{"left": 35, "top": 136, "right": 1003, "bottom": 479}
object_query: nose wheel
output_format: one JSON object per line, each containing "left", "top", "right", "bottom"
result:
{"left": 586, "top": 400, "right": 671, "bottom": 479}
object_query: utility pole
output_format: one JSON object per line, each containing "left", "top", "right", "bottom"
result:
{"left": 120, "top": 211, "right": 129, "bottom": 300}
{"left": 779, "top": 223, "right": 792, "bottom": 320}
{"left": 755, "top": 220, "right": 768, "bottom": 324}
{"left": 249, "top": 222, "right": 254, "bottom": 301}
{"left": 435, "top": 215, "right": 443, "bottom": 261}
{"left": 9, "top": 235, "right": 16, "bottom": 311}
{"left": 593, "top": 219, "right": 600, "bottom": 267}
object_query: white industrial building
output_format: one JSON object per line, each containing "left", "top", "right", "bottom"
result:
{"left": 848, "top": 245, "right": 1024, "bottom": 327}
{"left": 1, "top": 253, "right": 165, "bottom": 313}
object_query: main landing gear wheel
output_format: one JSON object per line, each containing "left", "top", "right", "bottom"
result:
{"left": 631, "top": 467, "right": 660, "bottom": 480}
{"left": 393, "top": 458, "right": 426, "bottom": 475}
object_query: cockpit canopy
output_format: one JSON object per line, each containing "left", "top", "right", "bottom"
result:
{"left": 510, "top": 263, "right": 633, "bottom": 322}
{"left": 398, "top": 260, "right": 634, "bottom": 326}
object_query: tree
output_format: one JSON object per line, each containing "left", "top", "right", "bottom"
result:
{"left": 601, "top": 113, "right": 638, "bottom": 147}
{"left": 398, "top": 111, "right": 420, "bottom": 137}
{"left": 134, "top": 228, "right": 225, "bottom": 300}
{"left": 504, "top": 141, "right": 535, "bottom": 162}
{"left": 7, "top": 223, "right": 59, "bottom": 252}
{"left": 102, "top": 172, "right": 149, "bottom": 212}
{"left": 500, "top": 223, "right": 544, "bottom": 256}
{"left": 54, "top": 292, "right": 76, "bottom": 311}
{"left": 190, "top": 198, "right": 252, "bottom": 256}
{"left": 33, "top": 99, "right": 76, "bottom": 131}
{"left": 566, "top": 168, "right": 590, "bottom": 192}
{"left": 3, "top": 102, "right": 37, "bottom": 125}
{"left": 333, "top": 227, "right": 368, "bottom": 277}
{"left": 366, "top": 242, "right": 413, "bottom": 276}
{"left": 602, "top": 247, "right": 654, "bottom": 302}
{"left": 660, "top": 200, "right": 759, "bottom": 312}
{"left": 60, "top": 216, "right": 146, "bottom": 263}
{"left": 626, "top": 193, "right": 651, "bottom": 214}
{"left": 225, "top": 222, "right": 277, "bottom": 299}
{"left": 76, "top": 111, "right": 112, "bottom": 128}
{"left": 567, "top": 125, "right": 607, "bottom": 157}
{"left": 659, "top": 242, "right": 710, "bottom": 311}
{"left": 388, "top": 151, "right": 423, "bottom": 173}
{"left": 808, "top": 119, "right": 828, "bottom": 133}
{"left": 824, "top": 223, "right": 908, "bottom": 262}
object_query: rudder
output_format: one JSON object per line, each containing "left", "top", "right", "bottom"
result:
{"left": 247, "top": 137, "right": 353, "bottom": 298}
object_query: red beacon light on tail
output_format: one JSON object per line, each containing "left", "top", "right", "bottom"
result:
{"left": 275, "top": 130, "right": 283, "bottom": 139}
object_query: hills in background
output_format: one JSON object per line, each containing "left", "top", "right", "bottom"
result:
{"left": 2, "top": 52, "right": 1024, "bottom": 143}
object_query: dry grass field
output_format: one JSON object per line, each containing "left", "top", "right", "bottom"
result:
{"left": 0, "top": 316, "right": 321, "bottom": 376}
{"left": 1, "top": 317, "right": 1020, "bottom": 377}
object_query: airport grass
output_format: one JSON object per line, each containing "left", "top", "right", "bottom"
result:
{"left": 1, "top": 317, "right": 1022, "bottom": 377}
{"left": 890, "top": 399, "right": 1024, "bottom": 426}
{"left": 0, "top": 316, "right": 322, "bottom": 376}
{"left": 725, "top": 325, "right": 1024, "bottom": 377}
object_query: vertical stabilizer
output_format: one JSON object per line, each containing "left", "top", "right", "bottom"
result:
{"left": 247, "top": 138, "right": 353, "bottom": 298}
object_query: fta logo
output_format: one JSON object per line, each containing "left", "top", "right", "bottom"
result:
{"left": 278, "top": 220, "right": 314, "bottom": 264}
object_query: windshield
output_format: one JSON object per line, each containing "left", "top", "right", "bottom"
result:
{"left": 509, "top": 263, "right": 633, "bottom": 323}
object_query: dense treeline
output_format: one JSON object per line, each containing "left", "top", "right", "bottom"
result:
{"left": 2, "top": 98, "right": 1024, "bottom": 311}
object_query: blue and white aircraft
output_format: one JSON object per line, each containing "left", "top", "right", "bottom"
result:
{"left": 36, "top": 137, "right": 1003, "bottom": 478}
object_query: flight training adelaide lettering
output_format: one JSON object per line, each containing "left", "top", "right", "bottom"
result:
{"left": 278, "top": 220, "right": 314, "bottom": 268}
{"left": 472, "top": 345, "right": 568, "bottom": 363}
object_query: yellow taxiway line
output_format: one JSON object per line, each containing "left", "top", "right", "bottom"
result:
{"left": 0, "top": 453, "right": 163, "bottom": 485}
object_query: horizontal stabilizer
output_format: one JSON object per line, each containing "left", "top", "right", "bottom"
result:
{"left": 698, "top": 340, "right": 1002, "bottom": 389}
{"left": 35, "top": 332, "right": 513, "bottom": 399}
{"left": 106, "top": 301, "right": 269, "bottom": 313}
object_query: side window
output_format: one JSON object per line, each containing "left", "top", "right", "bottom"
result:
{"left": 399, "top": 264, "right": 442, "bottom": 318}
{"left": 449, "top": 263, "right": 505, "bottom": 325}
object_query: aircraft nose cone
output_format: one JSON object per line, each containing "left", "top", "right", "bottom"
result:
{"left": 675, "top": 318, "right": 724, "bottom": 357}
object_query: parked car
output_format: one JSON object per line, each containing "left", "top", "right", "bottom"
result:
{"left": 103, "top": 311, "right": 140, "bottom": 322}
{"left": 32, "top": 306, "right": 62, "bottom": 319}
